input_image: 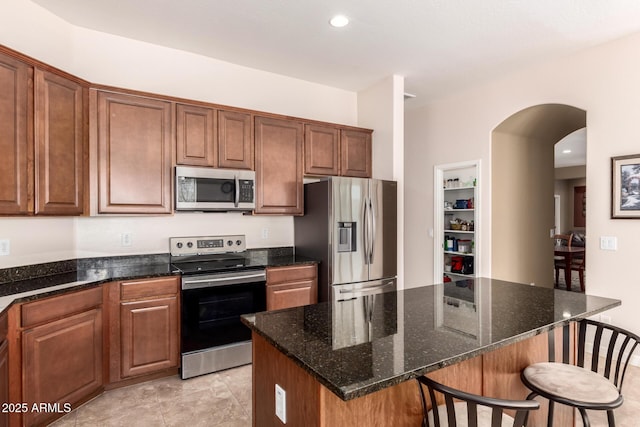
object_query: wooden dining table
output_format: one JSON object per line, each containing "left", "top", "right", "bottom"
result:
{"left": 554, "top": 245, "right": 586, "bottom": 291}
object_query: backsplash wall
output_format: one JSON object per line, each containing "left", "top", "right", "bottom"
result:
{"left": 0, "top": 215, "right": 293, "bottom": 269}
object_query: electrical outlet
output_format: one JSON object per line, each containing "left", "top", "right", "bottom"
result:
{"left": 261, "top": 228, "right": 269, "bottom": 240}
{"left": 121, "top": 232, "right": 133, "bottom": 247}
{"left": 600, "top": 315, "right": 612, "bottom": 324}
{"left": 275, "top": 384, "right": 286, "bottom": 424}
{"left": 0, "top": 239, "right": 9, "bottom": 256}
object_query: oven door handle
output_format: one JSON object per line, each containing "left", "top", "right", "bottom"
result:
{"left": 182, "top": 272, "right": 266, "bottom": 290}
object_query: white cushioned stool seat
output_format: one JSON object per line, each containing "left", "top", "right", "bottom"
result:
{"left": 522, "top": 362, "right": 620, "bottom": 404}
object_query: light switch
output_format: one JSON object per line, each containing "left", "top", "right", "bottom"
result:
{"left": 600, "top": 236, "right": 617, "bottom": 251}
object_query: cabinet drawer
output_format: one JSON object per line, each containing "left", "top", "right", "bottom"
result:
{"left": 120, "top": 276, "right": 179, "bottom": 301}
{"left": 266, "top": 264, "right": 317, "bottom": 285}
{"left": 267, "top": 282, "right": 315, "bottom": 311}
{"left": 21, "top": 286, "right": 102, "bottom": 328}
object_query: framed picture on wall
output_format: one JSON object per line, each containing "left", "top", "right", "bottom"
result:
{"left": 611, "top": 154, "right": 640, "bottom": 218}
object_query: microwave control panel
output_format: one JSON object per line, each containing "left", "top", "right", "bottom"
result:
{"left": 238, "top": 180, "right": 254, "bottom": 202}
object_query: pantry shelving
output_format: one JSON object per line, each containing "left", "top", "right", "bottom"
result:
{"left": 434, "top": 160, "right": 480, "bottom": 284}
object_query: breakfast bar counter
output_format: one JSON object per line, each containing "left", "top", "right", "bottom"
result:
{"left": 242, "top": 278, "right": 620, "bottom": 426}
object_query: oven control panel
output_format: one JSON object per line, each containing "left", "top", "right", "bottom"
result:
{"left": 170, "top": 235, "right": 246, "bottom": 256}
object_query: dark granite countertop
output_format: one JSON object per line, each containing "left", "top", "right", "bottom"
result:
{"left": 0, "top": 248, "right": 316, "bottom": 313}
{"left": 241, "top": 277, "right": 621, "bottom": 401}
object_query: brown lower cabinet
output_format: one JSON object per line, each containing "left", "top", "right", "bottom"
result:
{"left": 19, "top": 287, "right": 103, "bottom": 427}
{"left": 266, "top": 264, "right": 318, "bottom": 311}
{"left": 0, "top": 277, "right": 181, "bottom": 426}
{"left": 108, "top": 276, "right": 179, "bottom": 383}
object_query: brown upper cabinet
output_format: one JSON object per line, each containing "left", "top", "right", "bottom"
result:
{"left": 34, "top": 69, "right": 87, "bottom": 215}
{"left": 176, "top": 107, "right": 253, "bottom": 170}
{"left": 0, "top": 50, "right": 88, "bottom": 216}
{"left": 176, "top": 103, "right": 216, "bottom": 167}
{"left": 254, "top": 116, "right": 304, "bottom": 215}
{"left": 304, "top": 124, "right": 340, "bottom": 176}
{"left": 218, "top": 110, "right": 253, "bottom": 170}
{"left": 304, "top": 125, "right": 373, "bottom": 178}
{"left": 93, "top": 90, "right": 172, "bottom": 214}
{"left": 0, "top": 52, "right": 31, "bottom": 215}
{"left": 340, "top": 129, "right": 372, "bottom": 178}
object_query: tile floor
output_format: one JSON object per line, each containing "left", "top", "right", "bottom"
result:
{"left": 51, "top": 365, "right": 252, "bottom": 427}
{"left": 51, "top": 361, "right": 639, "bottom": 426}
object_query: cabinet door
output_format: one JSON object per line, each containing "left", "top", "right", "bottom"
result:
{"left": 119, "top": 296, "right": 179, "bottom": 379}
{"left": 340, "top": 129, "right": 372, "bottom": 178}
{"left": 254, "top": 116, "right": 303, "bottom": 215}
{"left": 304, "top": 124, "right": 339, "bottom": 176}
{"left": 34, "top": 69, "right": 87, "bottom": 215}
{"left": 176, "top": 103, "right": 216, "bottom": 167}
{"left": 0, "top": 52, "right": 31, "bottom": 215}
{"left": 95, "top": 91, "right": 172, "bottom": 214}
{"left": 218, "top": 110, "right": 253, "bottom": 170}
{"left": 22, "top": 308, "right": 102, "bottom": 426}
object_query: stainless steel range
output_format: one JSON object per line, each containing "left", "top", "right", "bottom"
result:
{"left": 170, "top": 234, "right": 266, "bottom": 379}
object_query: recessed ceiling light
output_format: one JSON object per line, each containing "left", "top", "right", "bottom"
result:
{"left": 562, "top": 149, "right": 572, "bottom": 154}
{"left": 330, "top": 15, "right": 349, "bottom": 28}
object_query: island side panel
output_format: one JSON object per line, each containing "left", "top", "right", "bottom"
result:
{"left": 319, "top": 377, "right": 423, "bottom": 426}
{"left": 422, "top": 355, "right": 483, "bottom": 406}
{"left": 482, "top": 326, "right": 575, "bottom": 427}
{"left": 318, "top": 355, "right": 482, "bottom": 426}
{"left": 252, "top": 332, "right": 321, "bottom": 426}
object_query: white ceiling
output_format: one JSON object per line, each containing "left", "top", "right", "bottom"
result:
{"left": 555, "top": 127, "right": 587, "bottom": 168}
{"left": 31, "top": 0, "right": 640, "bottom": 109}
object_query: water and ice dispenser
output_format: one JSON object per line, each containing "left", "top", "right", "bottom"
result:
{"left": 337, "top": 222, "right": 357, "bottom": 252}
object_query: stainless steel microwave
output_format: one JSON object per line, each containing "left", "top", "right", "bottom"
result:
{"left": 175, "top": 166, "right": 256, "bottom": 212}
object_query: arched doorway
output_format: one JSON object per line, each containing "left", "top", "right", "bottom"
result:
{"left": 491, "top": 104, "right": 586, "bottom": 288}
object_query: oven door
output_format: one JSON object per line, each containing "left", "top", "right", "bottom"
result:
{"left": 180, "top": 269, "right": 266, "bottom": 378}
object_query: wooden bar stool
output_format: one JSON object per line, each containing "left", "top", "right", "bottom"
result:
{"left": 521, "top": 319, "right": 640, "bottom": 426}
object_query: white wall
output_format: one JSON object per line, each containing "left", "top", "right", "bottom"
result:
{"left": 0, "top": 0, "right": 364, "bottom": 268}
{"left": 357, "top": 75, "right": 405, "bottom": 287}
{"left": 405, "top": 31, "right": 640, "bottom": 335}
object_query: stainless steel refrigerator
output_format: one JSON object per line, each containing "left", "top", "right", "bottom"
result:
{"left": 294, "top": 177, "right": 397, "bottom": 302}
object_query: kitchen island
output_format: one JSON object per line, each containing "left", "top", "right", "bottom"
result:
{"left": 242, "top": 278, "right": 620, "bottom": 427}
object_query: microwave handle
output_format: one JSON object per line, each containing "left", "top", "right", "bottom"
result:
{"left": 234, "top": 175, "right": 239, "bottom": 208}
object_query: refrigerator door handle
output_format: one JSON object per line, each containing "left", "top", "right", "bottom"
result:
{"left": 338, "top": 280, "right": 395, "bottom": 294}
{"left": 369, "top": 197, "right": 376, "bottom": 264}
{"left": 363, "top": 198, "right": 370, "bottom": 264}
{"left": 336, "top": 280, "right": 396, "bottom": 300}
